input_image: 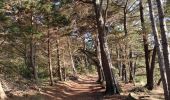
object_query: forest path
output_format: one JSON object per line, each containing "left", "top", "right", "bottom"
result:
{"left": 38, "top": 75, "right": 126, "bottom": 100}
{"left": 7, "top": 75, "right": 164, "bottom": 100}
{"left": 8, "top": 75, "right": 127, "bottom": 100}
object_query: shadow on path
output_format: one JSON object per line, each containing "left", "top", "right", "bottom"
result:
{"left": 8, "top": 75, "right": 128, "bottom": 100}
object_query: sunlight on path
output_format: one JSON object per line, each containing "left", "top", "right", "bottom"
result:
{"left": 8, "top": 75, "right": 127, "bottom": 100}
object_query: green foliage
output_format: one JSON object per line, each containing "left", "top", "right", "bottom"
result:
{"left": 0, "top": 0, "right": 4, "bottom": 9}
{"left": 0, "top": 12, "right": 8, "bottom": 22}
{"left": 61, "top": 0, "right": 73, "bottom": 5}
{"left": 19, "top": 65, "right": 32, "bottom": 79}
{"left": 38, "top": 69, "right": 49, "bottom": 79}
{"left": 87, "top": 65, "right": 96, "bottom": 74}
{"left": 51, "top": 13, "right": 70, "bottom": 27}
{"left": 38, "top": 1, "right": 53, "bottom": 13}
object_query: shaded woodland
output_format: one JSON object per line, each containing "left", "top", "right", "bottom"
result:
{"left": 0, "top": 0, "right": 170, "bottom": 100}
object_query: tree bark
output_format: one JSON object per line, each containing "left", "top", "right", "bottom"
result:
{"left": 123, "top": 0, "right": 128, "bottom": 36}
{"left": 67, "top": 37, "right": 77, "bottom": 77}
{"left": 157, "top": 78, "right": 162, "bottom": 86}
{"left": 30, "top": 11, "right": 38, "bottom": 82}
{"left": 118, "top": 45, "right": 123, "bottom": 77}
{"left": 129, "top": 48, "right": 134, "bottom": 83}
{"left": 156, "top": 0, "right": 170, "bottom": 98}
{"left": 148, "top": 46, "right": 157, "bottom": 90}
{"left": 96, "top": 34, "right": 104, "bottom": 83}
{"left": 30, "top": 35, "right": 38, "bottom": 82}
{"left": 93, "top": 0, "right": 119, "bottom": 94}
{"left": 56, "top": 34, "right": 62, "bottom": 81}
{"left": 47, "top": 28, "right": 54, "bottom": 86}
{"left": 139, "top": 0, "right": 151, "bottom": 89}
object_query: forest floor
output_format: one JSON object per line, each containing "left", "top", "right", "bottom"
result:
{"left": 6, "top": 75, "right": 164, "bottom": 100}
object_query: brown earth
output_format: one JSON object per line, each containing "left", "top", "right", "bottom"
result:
{"left": 7, "top": 75, "right": 127, "bottom": 100}
{"left": 6, "top": 75, "right": 164, "bottom": 100}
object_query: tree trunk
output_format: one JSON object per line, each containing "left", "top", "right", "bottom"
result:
{"left": 67, "top": 37, "right": 77, "bottom": 77}
{"left": 122, "top": 64, "right": 127, "bottom": 83}
{"left": 0, "top": 82, "right": 6, "bottom": 100}
{"left": 148, "top": 46, "right": 157, "bottom": 90}
{"left": 83, "top": 37, "right": 88, "bottom": 70}
{"left": 118, "top": 45, "right": 123, "bottom": 77}
{"left": 93, "top": 0, "right": 119, "bottom": 94}
{"left": 47, "top": 28, "right": 54, "bottom": 86}
{"left": 96, "top": 34, "right": 104, "bottom": 83}
{"left": 139, "top": 0, "right": 151, "bottom": 89}
{"left": 157, "top": 78, "right": 162, "bottom": 86}
{"left": 123, "top": 0, "right": 128, "bottom": 36}
{"left": 116, "top": 46, "right": 121, "bottom": 77}
{"left": 129, "top": 49, "right": 134, "bottom": 83}
{"left": 24, "top": 43, "right": 31, "bottom": 77}
{"left": 30, "top": 35, "right": 38, "bottom": 82}
{"left": 56, "top": 35, "right": 62, "bottom": 81}
{"left": 147, "top": 0, "right": 169, "bottom": 99}
{"left": 29, "top": 10, "right": 38, "bottom": 82}
{"left": 156, "top": 0, "right": 170, "bottom": 98}
{"left": 62, "top": 52, "right": 66, "bottom": 81}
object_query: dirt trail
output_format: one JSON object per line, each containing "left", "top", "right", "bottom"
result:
{"left": 38, "top": 76, "right": 127, "bottom": 100}
{"left": 8, "top": 75, "right": 127, "bottom": 100}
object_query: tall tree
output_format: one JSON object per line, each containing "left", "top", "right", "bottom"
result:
{"left": 93, "top": 0, "right": 119, "bottom": 94}
{"left": 67, "top": 36, "right": 77, "bottom": 77}
{"left": 139, "top": 0, "right": 156, "bottom": 90}
{"left": 156, "top": 0, "right": 170, "bottom": 98}
{"left": 147, "top": 0, "right": 169, "bottom": 99}
{"left": 47, "top": 27, "right": 54, "bottom": 86}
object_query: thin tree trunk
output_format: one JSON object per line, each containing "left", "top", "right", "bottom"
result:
{"left": 56, "top": 35, "right": 62, "bottom": 81}
{"left": 148, "top": 46, "right": 157, "bottom": 90}
{"left": 157, "top": 78, "right": 162, "bottom": 86}
{"left": 24, "top": 43, "right": 31, "bottom": 75}
{"left": 62, "top": 51, "right": 66, "bottom": 81}
{"left": 129, "top": 48, "right": 134, "bottom": 83}
{"left": 30, "top": 35, "right": 38, "bottom": 82}
{"left": 147, "top": 0, "right": 169, "bottom": 99}
{"left": 47, "top": 28, "right": 54, "bottom": 86}
{"left": 83, "top": 37, "right": 88, "bottom": 70}
{"left": 124, "top": 0, "right": 128, "bottom": 36}
{"left": 30, "top": 11, "right": 38, "bottom": 82}
{"left": 118, "top": 45, "right": 123, "bottom": 77}
{"left": 122, "top": 64, "right": 126, "bottom": 81}
{"left": 67, "top": 37, "right": 77, "bottom": 77}
{"left": 96, "top": 34, "right": 104, "bottom": 83}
